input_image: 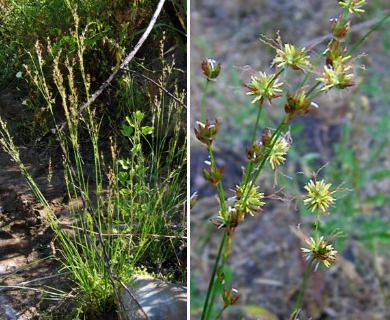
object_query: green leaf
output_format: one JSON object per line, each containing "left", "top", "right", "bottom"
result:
{"left": 134, "top": 110, "right": 144, "bottom": 120}
{"left": 120, "top": 124, "right": 133, "bottom": 137}
{"left": 370, "top": 168, "right": 390, "bottom": 180}
{"left": 118, "top": 159, "right": 130, "bottom": 169}
{"left": 141, "top": 125, "right": 154, "bottom": 135}
{"left": 120, "top": 189, "right": 132, "bottom": 195}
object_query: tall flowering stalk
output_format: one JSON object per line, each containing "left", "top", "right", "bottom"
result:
{"left": 193, "top": 2, "right": 389, "bottom": 319}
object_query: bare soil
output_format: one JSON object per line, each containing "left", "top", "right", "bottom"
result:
{"left": 0, "top": 89, "right": 73, "bottom": 319}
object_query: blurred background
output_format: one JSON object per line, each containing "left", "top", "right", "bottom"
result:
{"left": 190, "top": 1, "right": 390, "bottom": 319}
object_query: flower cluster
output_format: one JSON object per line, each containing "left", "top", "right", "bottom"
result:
{"left": 202, "top": 162, "right": 224, "bottom": 186}
{"left": 234, "top": 184, "right": 265, "bottom": 217}
{"left": 246, "top": 130, "right": 291, "bottom": 170}
{"left": 245, "top": 71, "right": 283, "bottom": 104}
{"left": 284, "top": 89, "right": 315, "bottom": 116}
{"left": 209, "top": 186, "right": 265, "bottom": 231}
{"left": 301, "top": 236, "right": 338, "bottom": 270}
{"left": 303, "top": 179, "right": 335, "bottom": 213}
{"left": 317, "top": 58, "right": 354, "bottom": 91}
{"left": 315, "top": 1, "right": 365, "bottom": 91}
{"left": 272, "top": 43, "right": 311, "bottom": 71}
{"left": 300, "top": 177, "right": 338, "bottom": 270}
{"left": 338, "top": 0, "right": 366, "bottom": 15}
{"left": 268, "top": 135, "right": 290, "bottom": 170}
{"left": 222, "top": 286, "right": 240, "bottom": 307}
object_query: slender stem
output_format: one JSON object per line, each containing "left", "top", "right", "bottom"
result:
{"left": 201, "top": 80, "right": 210, "bottom": 122}
{"left": 347, "top": 12, "right": 390, "bottom": 56}
{"left": 251, "top": 102, "right": 263, "bottom": 145}
{"left": 200, "top": 74, "right": 229, "bottom": 319}
{"left": 206, "top": 143, "right": 227, "bottom": 219}
{"left": 242, "top": 103, "right": 263, "bottom": 187}
{"left": 202, "top": 232, "right": 227, "bottom": 320}
{"left": 245, "top": 114, "right": 291, "bottom": 198}
{"left": 212, "top": 233, "right": 234, "bottom": 318}
{"left": 315, "top": 213, "right": 320, "bottom": 240}
{"left": 215, "top": 306, "right": 228, "bottom": 319}
{"left": 292, "top": 257, "right": 314, "bottom": 316}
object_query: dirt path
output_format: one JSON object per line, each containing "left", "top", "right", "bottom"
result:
{"left": 0, "top": 89, "right": 69, "bottom": 319}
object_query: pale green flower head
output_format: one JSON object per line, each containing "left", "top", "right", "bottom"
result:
{"left": 272, "top": 43, "right": 311, "bottom": 71}
{"left": 234, "top": 184, "right": 265, "bottom": 216}
{"left": 303, "top": 179, "right": 335, "bottom": 213}
{"left": 245, "top": 71, "right": 283, "bottom": 104}
{"left": 338, "top": 0, "right": 366, "bottom": 14}
{"left": 301, "top": 236, "right": 338, "bottom": 269}
{"left": 317, "top": 59, "right": 354, "bottom": 91}
{"left": 268, "top": 136, "right": 290, "bottom": 170}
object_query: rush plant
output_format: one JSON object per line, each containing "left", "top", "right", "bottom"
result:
{"left": 0, "top": 0, "right": 186, "bottom": 318}
{"left": 192, "top": 2, "right": 390, "bottom": 319}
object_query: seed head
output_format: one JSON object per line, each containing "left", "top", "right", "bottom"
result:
{"left": 272, "top": 43, "right": 311, "bottom": 71}
{"left": 317, "top": 58, "right": 354, "bottom": 91}
{"left": 301, "top": 236, "right": 338, "bottom": 269}
{"left": 245, "top": 71, "right": 283, "bottom": 104}
{"left": 234, "top": 184, "right": 265, "bottom": 216}
{"left": 201, "top": 58, "right": 221, "bottom": 81}
{"left": 338, "top": 0, "right": 366, "bottom": 15}
{"left": 268, "top": 135, "right": 290, "bottom": 170}
{"left": 303, "top": 179, "right": 335, "bottom": 213}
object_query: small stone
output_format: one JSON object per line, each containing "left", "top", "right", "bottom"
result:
{"left": 120, "top": 275, "right": 186, "bottom": 320}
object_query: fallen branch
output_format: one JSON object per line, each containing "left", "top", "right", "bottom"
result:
{"left": 36, "top": 0, "right": 167, "bottom": 144}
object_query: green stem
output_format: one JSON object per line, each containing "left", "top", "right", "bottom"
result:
{"left": 202, "top": 232, "right": 227, "bottom": 320}
{"left": 212, "top": 234, "right": 234, "bottom": 318}
{"left": 292, "top": 257, "right": 314, "bottom": 317}
{"left": 201, "top": 80, "right": 210, "bottom": 122}
{"left": 251, "top": 101, "right": 263, "bottom": 145}
{"left": 206, "top": 143, "right": 227, "bottom": 218}
{"left": 245, "top": 114, "right": 291, "bottom": 199}
{"left": 214, "top": 306, "right": 228, "bottom": 320}
{"left": 347, "top": 11, "right": 390, "bottom": 56}
{"left": 315, "top": 213, "right": 320, "bottom": 240}
{"left": 241, "top": 103, "right": 263, "bottom": 187}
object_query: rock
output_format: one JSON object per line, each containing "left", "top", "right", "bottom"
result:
{"left": 120, "top": 275, "right": 186, "bottom": 320}
{"left": 0, "top": 295, "right": 18, "bottom": 320}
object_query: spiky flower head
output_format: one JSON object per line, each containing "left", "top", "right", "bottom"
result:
{"left": 301, "top": 236, "right": 338, "bottom": 270}
{"left": 234, "top": 184, "right": 265, "bottom": 216}
{"left": 245, "top": 71, "right": 283, "bottom": 104}
{"left": 268, "top": 135, "right": 290, "bottom": 170}
{"left": 303, "top": 179, "right": 335, "bottom": 213}
{"left": 272, "top": 43, "right": 311, "bottom": 71}
{"left": 284, "top": 88, "right": 315, "bottom": 116}
{"left": 317, "top": 58, "right": 354, "bottom": 91}
{"left": 338, "top": 0, "right": 366, "bottom": 15}
{"left": 326, "top": 39, "right": 351, "bottom": 66}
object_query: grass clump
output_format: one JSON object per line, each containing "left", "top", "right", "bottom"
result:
{"left": 0, "top": 1, "right": 186, "bottom": 318}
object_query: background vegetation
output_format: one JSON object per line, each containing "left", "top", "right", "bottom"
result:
{"left": 0, "top": 0, "right": 186, "bottom": 318}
